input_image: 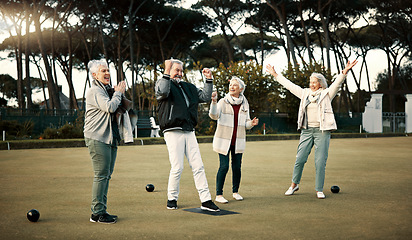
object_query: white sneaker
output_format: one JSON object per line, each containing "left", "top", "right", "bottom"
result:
{"left": 285, "top": 185, "right": 299, "bottom": 195}
{"left": 317, "top": 192, "right": 325, "bottom": 199}
{"left": 215, "top": 196, "right": 228, "bottom": 203}
{"left": 233, "top": 193, "right": 243, "bottom": 201}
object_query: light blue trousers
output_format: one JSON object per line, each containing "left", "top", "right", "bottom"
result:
{"left": 85, "top": 138, "right": 117, "bottom": 215}
{"left": 292, "top": 128, "right": 330, "bottom": 192}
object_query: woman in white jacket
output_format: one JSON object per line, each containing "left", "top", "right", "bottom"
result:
{"left": 209, "top": 77, "right": 259, "bottom": 203}
{"left": 266, "top": 60, "right": 357, "bottom": 199}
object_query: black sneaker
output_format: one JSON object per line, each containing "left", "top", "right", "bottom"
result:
{"left": 90, "top": 213, "right": 117, "bottom": 224}
{"left": 107, "top": 213, "right": 118, "bottom": 220}
{"left": 167, "top": 200, "right": 177, "bottom": 210}
{"left": 90, "top": 213, "right": 118, "bottom": 222}
{"left": 201, "top": 200, "right": 220, "bottom": 212}
{"left": 90, "top": 214, "right": 99, "bottom": 222}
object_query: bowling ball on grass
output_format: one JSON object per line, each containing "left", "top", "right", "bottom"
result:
{"left": 146, "top": 184, "right": 155, "bottom": 192}
{"left": 331, "top": 185, "right": 340, "bottom": 193}
{"left": 27, "top": 209, "right": 40, "bottom": 222}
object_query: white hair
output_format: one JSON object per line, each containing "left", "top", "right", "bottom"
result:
{"left": 310, "top": 73, "right": 328, "bottom": 88}
{"left": 88, "top": 60, "right": 108, "bottom": 80}
{"left": 170, "top": 59, "right": 183, "bottom": 69}
{"left": 230, "top": 76, "right": 246, "bottom": 95}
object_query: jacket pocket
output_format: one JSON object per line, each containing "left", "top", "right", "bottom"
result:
{"left": 323, "top": 107, "right": 335, "bottom": 126}
{"left": 323, "top": 107, "right": 333, "bottom": 114}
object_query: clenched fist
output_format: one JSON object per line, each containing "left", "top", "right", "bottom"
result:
{"left": 202, "top": 68, "right": 212, "bottom": 79}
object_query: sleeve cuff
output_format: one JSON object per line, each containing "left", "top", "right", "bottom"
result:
{"left": 113, "top": 91, "right": 122, "bottom": 98}
{"left": 163, "top": 74, "right": 170, "bottom": 79}
{"left": 206, "top": 78, "right": 213, "bottom": 83}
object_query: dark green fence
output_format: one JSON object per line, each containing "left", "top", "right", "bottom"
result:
{"left": 0, "top": 108, "right": 80, "bottom": 135}
{"left": 335, "top": 112, "right": 363, "bottom": 133}
{"left": 0, "top": 108, "right": 363, "bottom": 138}
{"left": 197, "top": 111, "right": 362, "bottom": 134}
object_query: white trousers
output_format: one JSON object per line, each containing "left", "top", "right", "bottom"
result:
{"left": 164, "top": 131, "right": 212, "bottom": 203}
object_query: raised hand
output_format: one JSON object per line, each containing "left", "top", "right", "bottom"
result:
{"left": 211, "top": 91, "right": 217, "bottom": 103}
{"left": 202, "top": 68, "right": 213, "bottom": 79}
{"left": 265, "top": 64, "right": 278, "bottom": 77}
{"left": 164, "top": 60, "right": 172, "bottom": 75}
{"left": 342, "top": 59, "right": 358, "bottom": 75}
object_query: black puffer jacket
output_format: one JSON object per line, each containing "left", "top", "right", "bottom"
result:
{"left": 155, "top": 76, "right": 212, "bottom": 132}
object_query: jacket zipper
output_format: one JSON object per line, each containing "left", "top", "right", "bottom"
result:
{"left": 168, "top": 105, "right": 174, "bottom": 120}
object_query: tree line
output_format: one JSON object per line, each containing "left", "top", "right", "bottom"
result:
{"left": 0, "top": 0, "right": 411, "bottom": 115}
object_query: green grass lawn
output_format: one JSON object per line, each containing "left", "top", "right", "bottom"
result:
{"left": 0, "top": 137, "right": 411, "bottom": 239}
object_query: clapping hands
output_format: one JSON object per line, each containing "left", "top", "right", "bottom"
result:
{"left": 114, "top": 81, "right": 126, "bottom": 94}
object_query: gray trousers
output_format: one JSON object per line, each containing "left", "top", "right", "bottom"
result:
{"left": 85, "top": 138, "right": 117, "bottom": 215}
{"left": 292, "top": 128, "right": 330, "bottom": 192}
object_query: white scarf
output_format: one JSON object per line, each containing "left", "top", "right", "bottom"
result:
{"left": 308, "top": 89, "right": 322, "bottom": 103}
{"left": 224, "top": 93, "right": 244, "bottom": 105}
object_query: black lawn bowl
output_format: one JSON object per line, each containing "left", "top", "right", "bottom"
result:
{"left": 146, "top": 184, "right": 155, "bottom": 192}
{"left": 27, "top": 209, "right": 40, "bottom": 222}
{"left": 331, "top": 185, "right": 340, "bottom": 193}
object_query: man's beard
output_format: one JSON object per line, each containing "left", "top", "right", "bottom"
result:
{"left": 172, "top": 75, "right": 182, "bottom": 82}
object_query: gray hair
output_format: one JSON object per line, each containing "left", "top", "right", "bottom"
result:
{"left": 310, "top": 73, "right": 328, "bottom": 88}
{"left": 170, "top": 59, "right": 184, "bottom": 69}
{"left": 230, "top": 76, "right": 246, "bottom": 95}
{"left": 88, "top": 60, "right": 108, "bottom": 80}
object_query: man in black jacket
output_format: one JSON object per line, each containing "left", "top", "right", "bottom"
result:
{"left": 155, "top": 59, "right": 220, "bottom": 212}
